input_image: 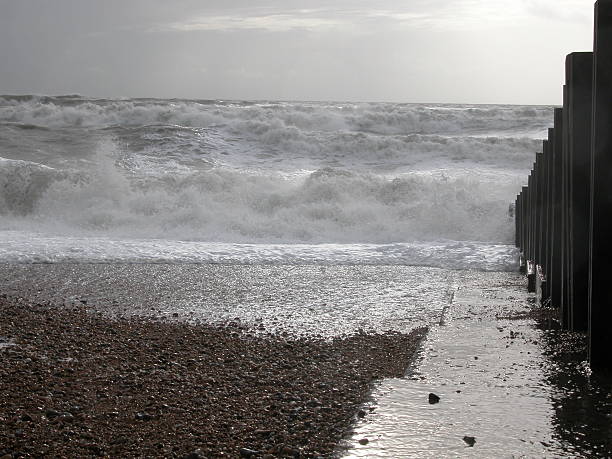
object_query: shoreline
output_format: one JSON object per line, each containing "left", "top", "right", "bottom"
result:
{"left": 0, "top": 295, "right": 426, "bottom": 458}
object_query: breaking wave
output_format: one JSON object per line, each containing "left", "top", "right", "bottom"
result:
{"left": 0, "top": 151, "right": 519, "bottom": 245}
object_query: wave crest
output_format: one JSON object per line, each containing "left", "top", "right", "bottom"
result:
{"left": 0, "top": 152, "right": 519, "bottom": 244}
{"left": 1, "top": 96, "right": 551, "bottom": 138}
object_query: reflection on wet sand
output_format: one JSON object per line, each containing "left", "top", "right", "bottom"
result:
{"left": 538, "top": 323, "right": 612, "bottom": 457}
{"left": 347, "top": 272, "right": 612, "bottom": 458}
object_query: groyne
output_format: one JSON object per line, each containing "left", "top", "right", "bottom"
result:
{"left": 515, "top": 0, "right": 612, "bottom": 371}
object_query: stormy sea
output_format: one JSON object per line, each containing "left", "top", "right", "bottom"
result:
{"left": 0, "top": 95, "right": 546, "bottom": 265}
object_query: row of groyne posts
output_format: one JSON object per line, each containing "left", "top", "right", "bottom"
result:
{"left": 514, "top": 0, "right": 612, "bottom": 372}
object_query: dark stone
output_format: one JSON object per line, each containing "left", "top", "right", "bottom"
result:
{"left": 463, "top": 436, "right": 476, "bottom": 447}
{"left": 58, "top": 413, "right": 74, "bottom": 423}
{"left": 45, "top": 409, "right": 60, "bottom": 419}
{"left": 134, "top": 412, "right": 153, "bottom": 421}
{"left": 358, "top": 438, "right": 369, "bottom": 445}
{"left": 183, "top": 449, "right": 207, "bottom": 459}
{"left": 280, "top": 446, "right": 300, "bottom": 457}
{"left": 20, "top": 413, "right": 32, "bottom": 422}
{"left": 357, "top": 409, "right": 366, "bottom": 418}
{"left": 87, "top": 444, "right": 104, "bottom": 456}
{"left": 428, "top": 393, "right": 440, "bottom": 404}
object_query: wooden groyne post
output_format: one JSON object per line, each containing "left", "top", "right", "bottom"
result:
{"left": 515, "top": 0, "right": 612, "bottom": 371}
{"left": 566, "top": 52, "right": 592, "bottom": 332}
{"left": 588, "top": 0, "right": 612, "bottom": 370}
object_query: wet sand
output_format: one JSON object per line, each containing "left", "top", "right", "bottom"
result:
{"left": 347, "top": 272, "right": 612, "bottom": 458}
{"left": 0, "top": 264, "right": 452, "bottom": 338}
{"left": 0, "top": 294, "right": 426, "bottom": 458}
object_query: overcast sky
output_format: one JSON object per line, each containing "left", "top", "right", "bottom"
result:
{"left": 0, "top": 0, "right": 594, "bottom": 104}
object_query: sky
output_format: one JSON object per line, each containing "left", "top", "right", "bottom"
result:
{"left": 0, "top": 0, "right": 594, "bottom": 105}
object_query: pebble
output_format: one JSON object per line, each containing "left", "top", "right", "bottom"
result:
{"left": 183, "top": 449, "right": 207, "bottom": 459}
{"left": 45, "top": 409, "right": 61, "bottom": 419}
{"left": 134, "top": 412, "right": 153, "bottom": 421}
{"left": 428, "top": 393, "right": 441, "bottom": 404}
{"left": 463, "top": 436, "right": 476, "bottom": 447}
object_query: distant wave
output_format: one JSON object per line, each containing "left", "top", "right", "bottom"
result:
{"left": 0, "top": 95, "right": 552, "bottom": 137}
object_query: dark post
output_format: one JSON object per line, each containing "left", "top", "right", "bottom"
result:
{"left": 546, "top": 133, "right": 553, "bottom": 302}
{"left": 535, "top": 152, "right": 547, "bottom": 302}
{"left": 589, "top": 0, "right": 612, "bottom": 370}
{"left": 533, "top": 157, "right": 540, "bottom": 268}
{"left": 520, "top": 186, "right": 528, "bottom": 273}
{"left": 527, "top": 172, "right": 536, "bottom": 292}
{"left": 566, "top": 52, "right": 593, "bottom": 332}
{"left": 550, "top": 115, "right": 564, "bottom": 311}
{"left": 515, "top": 194, "right": 521, "bottom": 248}
{"left": 543, "top": 138, "right": 552, "bottom": 300}
{"left": 536, "top": 153, "right": 545, "bottom": 266}
{"left": 562, "top": 87, "right": 571, "bottom": 328}
{"left": 530, "top": 165, "right": 537, "bottom": 263}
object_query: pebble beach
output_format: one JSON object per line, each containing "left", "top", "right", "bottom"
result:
{"left": 0, "top": 295, "right": 426, "bottom": 458}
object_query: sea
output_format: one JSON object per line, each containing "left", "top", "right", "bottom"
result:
{"left": 0, "top": 95, "right": 548, "bottom": 268}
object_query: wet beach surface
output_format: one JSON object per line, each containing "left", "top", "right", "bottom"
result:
{"left": 1, "top": 263, "right": 610, "bottom": 457}
{"left": 0, "top": 264, "right": 455, "bottom": 337}
{"left": 346, "top": 271, "right": 612, "bottom": 458}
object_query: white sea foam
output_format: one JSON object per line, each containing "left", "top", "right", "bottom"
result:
{"left": 0, "top": 97, "right": 547, "bottom": 268}
{"left": 0, "top": 231, "right": 517, "bottom": 271}
{"left": 0, "top": 149, "right": 520, "bottom": 245}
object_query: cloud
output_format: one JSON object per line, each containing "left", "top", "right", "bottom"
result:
{"left": 167, "top": 13, "right": 342, "bottom": 32}
{"left": 161, "top": 1, "right": 537, "bottom": 35}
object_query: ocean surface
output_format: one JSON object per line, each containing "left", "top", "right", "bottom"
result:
{"left": 0, "top": 95, "right": 550, "bottom": 267}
